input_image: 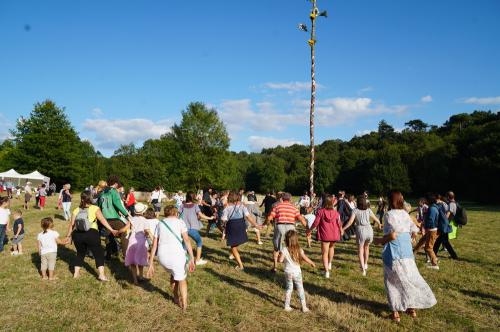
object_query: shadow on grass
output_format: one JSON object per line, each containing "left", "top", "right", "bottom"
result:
{"left": 204, "top": 267, "right": 283, "bottom": 307}
{"left": 53, "top": 214, "right": 66, "bottom": 221}
{"left": 459, "top": 289, "right": 500, "bottom": 310}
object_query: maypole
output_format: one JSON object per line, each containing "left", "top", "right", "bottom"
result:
{"left": 299, "top": 0, "right": 327, "bottom": 197}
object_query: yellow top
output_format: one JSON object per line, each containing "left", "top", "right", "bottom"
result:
{"left": 72, "top": 205, "right": 100, "bottom": 231}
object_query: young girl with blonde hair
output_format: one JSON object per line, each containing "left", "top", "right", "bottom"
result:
{"left": 279, "top": 230, "right": 315, "bottom": 312}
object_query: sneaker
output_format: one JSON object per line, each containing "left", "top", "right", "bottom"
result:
{"left": 302, "top": 307, "right": 310, "bottom": 313}
{"left": 328, "top": 262, "right": 332, "bottom": 270}
{"left": 229, "top": 254, "right": 234, "bottom": 260}
{"left": 362, "top": 269, "right": 367, "bottom": 277}
{"left": 235, "top": 266, "right": 244, "bottom": 271}
{"left": 325, "top": 271, "right": 330, "bottom": 279}
{"left": 426, "top": 264, "right": 439, "bottom": 270}
{"left": 11, "top": 251, "right": 18, "bottom": 256}
{"left": 426, "top": 258, "right": 431, "bottom": 263}
{"left": 196, "top": 259, "right": 208, "bottom": 266}
{"left": 364, "top": 264, "right": 368, "bottom": 270}
{"left": 284, "top": 306, "right": 293, "bottom": 312}
{"left": 258, "top": 241, "right": 263, "bottom": 245}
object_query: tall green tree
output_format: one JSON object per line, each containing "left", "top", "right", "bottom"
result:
{"left": 9, "top": 100, "right": 94, "bottom": 188}
{"left": 168, "top": 102, "right": 231, "bottom": 189}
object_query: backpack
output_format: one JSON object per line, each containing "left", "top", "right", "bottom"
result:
{"left": 75, "top": 208, "right": 91, "bottom": 232}
{"left": 454, "top": 203, "right": 468, "bottom": 226}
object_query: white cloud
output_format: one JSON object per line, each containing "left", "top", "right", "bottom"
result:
{"left": 91, "top": 107, "right": 103, "bottom": 118}
{"left": 357, "top": 86, "right": 373, "bottom": 95}
{"left": 356, "top": 129, "right": 373, "bottom": 136}
{"left": 420, "top": 95, "right": 433, "bottom": 103}
{"left": 83, "top": 118, "right": 172, "bottom": 151}
{"left": 248, "top": 136, "right": 303, "bottom": 152}
{"left": 262, "top": 81, "right": 323, "bottom": 94}
{"left": 462, "top": 96, "right": 500, "bottom": 105}
{"left": 313, "top": 97, "right": 408, "bottom": 125}
{"left": 218, "top": 99, "right": 306, "bottom": 133}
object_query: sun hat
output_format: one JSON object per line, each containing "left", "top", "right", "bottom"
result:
{"left": 134, "top": 202, "right": 148, "bottom": 214}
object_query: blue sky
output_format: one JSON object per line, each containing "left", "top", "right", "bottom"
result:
{"left": 1, "top": 0, "right": 499, "bottom": 155}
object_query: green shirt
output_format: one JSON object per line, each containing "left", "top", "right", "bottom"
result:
{"left": 98, "top": 188, "right": 129, "bottom": 220}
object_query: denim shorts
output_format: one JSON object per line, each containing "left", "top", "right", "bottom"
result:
{"left": 188, "top": 229, "right": 203, "bottom": 248}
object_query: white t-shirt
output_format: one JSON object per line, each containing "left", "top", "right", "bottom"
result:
{"left": 155, "top": 217, "right": 188, "bottom": 257}
{"left": 37, "top": 230, "right": 60, "bottom": 255}
{"left": 304, "top": 213, "right": 316, "bottom": 229}
{"left": 0, "top": 208, "right": 10, "bottom": 225}
{"left": 147, "top": 218, "right": 159, "bottom": 236}
{"left": 281, "top": 247, "right": 302, "bottom": 274}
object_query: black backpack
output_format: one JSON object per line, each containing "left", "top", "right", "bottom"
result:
{"left": 454, "top": 203, "right": 468, "bottom": 226}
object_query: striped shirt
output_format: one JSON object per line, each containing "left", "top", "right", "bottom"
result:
{"left": 270, "top": 202, "right": 301, "bottom": 224}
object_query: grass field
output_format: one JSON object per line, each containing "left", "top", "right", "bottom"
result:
{"left": 0, "top": 195, "right": 499, "bottom": 331}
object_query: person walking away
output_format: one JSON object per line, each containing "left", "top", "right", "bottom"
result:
{"left": 37, "top": 217, "right": 68, "bottom": 280}
{"left": 122, "top": 203, "right": 151, "bottom": 284}
{"left": 222, "top": 191, "right": 260, "bottom": 270}
{"left": 23, "top": 182, "right": 33, "bottom": 210}
{"left": 303, "top": 207, "right": 316, "bottom": 248}
{"left": 337, "top": 191, "right": 354, "bottom": 241}
{"left": 260, "top": 191, "right": 277, "bottom": 237}
{"left": 413, "top": 193, "right": 441, "bottom": 269}
{"left": 147, "top": 206, "right": 196, "bottom": 310}
{"left": 374, "top": 191, "right": 436, "bottom": 322}
{"left": 279, "top": 230, "right": 315, "bottom": 312}
{"left": 267, "top": 193, "right": 307, "bottom": 273}
{"left": 98, "top": 176, "right": 132, "bottom": 259}
{"left": 125, "top": 187, "right": 136, "bottom": 216}
{"left": 376, "top": 196, "right": 387, "bottom": 223}
{"left": 245, "top": 196, "right": 263, "bottom": 245}
{"left": 39, "top": 184, "right": 48, "bottom": 211}
{"left": 10, "top": 210, "right": 25, "bottom": 255}
{"left": 34, "top": 185, "right": 40, "bottom": 208}
{"left": 150, "top": 186, "right": 162, "bottom": 218}
{"left": 65, "top": 191, "right": 118, "bottom": 281}
{"left": 307, "top": 194, "right": 343, "bottom": 278}
{"left": 201, "top": 187, "right": 215, "bottom": 235}
{"left": 342, "top": 195, "right": 381, "bottom": 276}
{"left": 179, "top": 192, "right": 214, "bottom": 266}
{"left": 433, "top": 194, "right": 457, "bottom": 260}
{"left": 0, "top": 196, "right": 11, "bottom": 253}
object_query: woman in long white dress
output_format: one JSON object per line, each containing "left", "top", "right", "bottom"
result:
{"left": 375, "top": 191, "right": 437, "bottom": 322}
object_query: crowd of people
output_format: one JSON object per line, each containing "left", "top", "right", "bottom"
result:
{"left": 0, "top": 176, "right": 467, "bottom": 321}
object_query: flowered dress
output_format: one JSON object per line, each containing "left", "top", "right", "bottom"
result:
{"left": 124, "top": 216, "right": 149, "bottom": 266}
{"left": 382, "top": 209, "right": 437, "bottom": 311}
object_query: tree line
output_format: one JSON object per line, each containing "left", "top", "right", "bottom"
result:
{"left": 0, "top": 100, "right": 498, "bottom": 202}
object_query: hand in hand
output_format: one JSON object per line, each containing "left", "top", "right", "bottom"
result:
{"left": 111, "top": 229, "right": 119, "bottom": 237}
{"left": 147, "top": 265, "right": 155, "bottom": 278}
{"left": 188, "top": 259, "right": 196, "bottom": 273}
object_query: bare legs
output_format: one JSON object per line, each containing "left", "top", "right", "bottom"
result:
{"left": 231, "top": 246, "right": 244, "bottom": 269}
{"left": 171, "top": 276, "right": 188, "bottom": 310}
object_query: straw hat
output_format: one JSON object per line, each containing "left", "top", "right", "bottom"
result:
{"left": 134, "top": 202, "right": 147, "bottom": 214}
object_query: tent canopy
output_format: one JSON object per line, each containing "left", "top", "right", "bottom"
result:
{"left": 0, "top": 169, "right": 50, "bottom": 187}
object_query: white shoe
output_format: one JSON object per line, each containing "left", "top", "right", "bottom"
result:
{"left": 364, "top": 264, "right": 368, "bottom": 271}
{"left": 11, "top": 251, "right": 18, "bottom": 256}
{"left": 426, "top": 264, "right": 439, "bottom": 270}
{"left": 325, "top": 271, "right": 330, "bottom": 279}
{"left": 196, "top": 259, "right": 208, "bottom": 266}
{"left": 258, "top": 241, "right": 263, "bottom": 245}
{"left": 229, "top": 254, "right": 234, "bottom": 260}
{"left": 302, "top": 307, "right": 310, "bottom": 313}
{"left": 328, "top": 262, "right": 332, "bottom": 270}
{"left": 362, "top": 269, "right": 367, "bottom": 277}
{"left": 284, "top": 306, "right": 293, "bottom": 312}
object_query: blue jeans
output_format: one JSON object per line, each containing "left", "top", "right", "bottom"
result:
{"left": 188, "top": 229, "right": 203, "bottom": 248}
{"left": 0, "top": 224, "right": 6, "bottom": 252}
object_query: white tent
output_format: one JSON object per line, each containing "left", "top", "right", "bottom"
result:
{"left": 0, "top": 169, "right": 50, "bottom": 187}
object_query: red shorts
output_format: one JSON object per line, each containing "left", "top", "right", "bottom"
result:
{"left": 39, "top": 196, "right": 46, "bottom": 207}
